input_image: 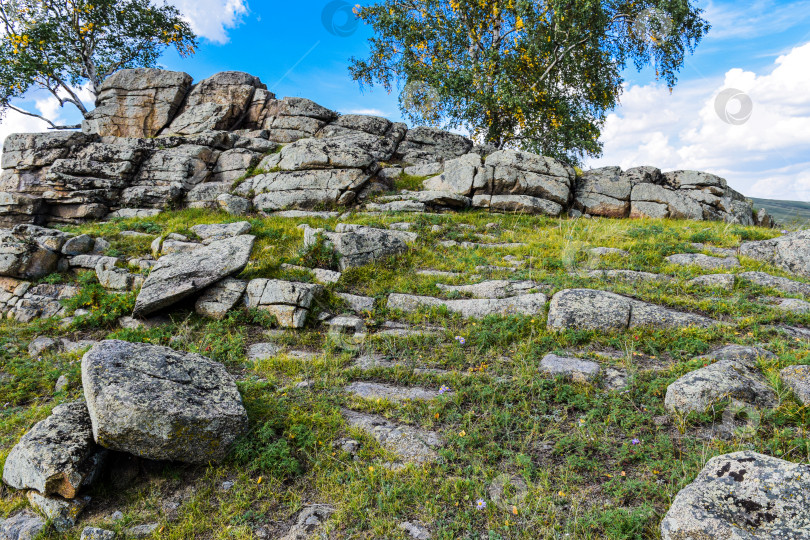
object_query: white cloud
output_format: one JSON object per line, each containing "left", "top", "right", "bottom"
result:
{"left": 347, "top": 108, "right": 388, "bottom": 117}
{"left": 586, "top": 41, "right": 810, "bottom": 201}
{"left": 167, "top": 0, "right": 249, "bottom": 44}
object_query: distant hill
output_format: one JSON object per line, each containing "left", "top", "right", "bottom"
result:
{"left": 751, "top": 198, "right": 810, "bottom": 228}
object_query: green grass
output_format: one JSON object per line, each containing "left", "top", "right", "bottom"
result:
{"left": 2, "top": 209, "right": 809, "bottom": 539}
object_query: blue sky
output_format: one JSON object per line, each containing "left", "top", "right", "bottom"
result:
{"left": 4, "top": 0, "right": 810, "bottom": 201}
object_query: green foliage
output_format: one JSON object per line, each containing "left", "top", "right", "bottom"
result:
{"left": 63, "top": 272, "right": 137, "bottom": 328}
{"left": 351, "top": 0, "right": 710, "bottom": 164}
{"left": 0, "top": 0, "right": 197, "bottom": 127}
{"left": 297, "top": 233, "right": 340, "bottom": 271}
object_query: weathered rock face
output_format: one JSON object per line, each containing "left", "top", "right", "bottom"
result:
{"left": 388, "top": 292, "right": 547, "bottom": 319}
{"left": 0, "top": 68, "right": 760, "bottom": 226}
{"left": 82, "top": 68, "right": 193, "bottom": 138}
{"left": 740, "top": 230, "right": 810, "bottom": 278}
{"left": 0, "top": 510, "right": 46, "bottom": 539}
{"left": 81, "top": 340, "right": 248, "bottom": 463}
{"left": 304, "top": 225, "right": 410, "bottom": 271}
{"left": 244, "top": 279, "right": 322, "bottom": 328}
{"left": 547, "top": 289, "right": 715, "bottom": 332}
{"left": 133, "top": 234, "right": 255, "bottom": 317}
{"left": 2, "top": 401, "right": 106, "bottom": 498}
{"left": 661, "top": 451, "right": 810, "bottom": 539}
{"left": 664, "top": 345, "right": 777, "bottom": 414}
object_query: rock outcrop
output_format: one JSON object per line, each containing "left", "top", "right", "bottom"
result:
{"left": 661, "top": 451, "right": 810, "bottom": 539}
{"left": 81, "top": 340, "right": 247, "bottom": 463}
{"left": 0, "top": 68, "right": 766, "bottom": 227}
{"left": 740, "top": 230, "right": 810, "bottom": 277}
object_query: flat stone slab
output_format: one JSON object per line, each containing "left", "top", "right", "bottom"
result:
{"left": 133, "top": 235, "right": 255, "bottom": 317}
{"left": 327, "top": 315, "right": 365, "bottom": 334}
{"left": 583, "top": 270, "right": 674, "bottom": 284}
{"left": 547, "top": 289, "right": 715, "bottom": 332}
{"left": 337, "top": 292, "right": 375, "bottom": 312}
{"left": 346, "top": 382, "right": 443, "bottom": 402}
{"left": 780, "top": 365, "right": 810, "bottom": 404}
{"left": 661, "top": 451, "right": 810, "bottom": 539}
{"left": 2, "top": 401, "right": 105, "bottom": 498}
{"left": 589, "top": 247, "right": 629, "bottom": 257}
{"left": 436, "top": 280, "right": 541, "bottom": 299}
{"left": 664, "top": 345, "right": 777, "bottom": 414}
{"left": 375, "top": 321, "right": 443, "bottom": 338}
{"left": 388, "top": 292, "right": 547, "bottom": 319}
{"left": 81, "top": 340, "right": 248, "bottom": 463}
{"left": 688, "top": 273, "right": 736, "bottom": 290}
{"left": 342, "top": 409, "right": 442, "bottom": 466}
{"left": 190, "top": 221, "right": 251, "bottom": 240}
{"left": 539, "top": 354, "right": 600, "bottom": 383}
{"left": 416, "top": 269, "right": 466, "bottom": 278}
{"left": 247, "top": 342, "right": 280, "bottom": 362}
{"left": 739, "top": 230, "right": 810, "bottom": 278}
{"left": 740, "top": 271, "right": 810, "bottom": 296}
{"left": 665, "top": 253, "right": 740, "bottom": 270}
{"left": 27, "top": 491, "right": 89, "bottom": 532}
{"left": 761, "top": 296, "right": 810, "bottom": 314}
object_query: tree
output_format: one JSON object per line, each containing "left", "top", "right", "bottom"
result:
{"left": 350, "top": 0, "right": 710, "bottom": 164}
{"left": 0, "top": 0, "right": 197, "bottom": 129}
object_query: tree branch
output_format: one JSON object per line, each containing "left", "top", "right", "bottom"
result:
{"left": 7, "top": 104, "right": 80, "bottom": 130}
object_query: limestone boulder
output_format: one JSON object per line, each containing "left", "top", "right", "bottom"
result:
{"left": 666, "top": 253, "right": 740, "bottom": 270}
{"left": 0, "top": 510, "right": 46, "bottom": 539}
{"left": 574, "top": 166, "right": 633, "bottom": 218}
{"left": 540, "top": 354, "right": 601, "bottom": 383}
{"left": 81, "top": 340, "right": 248, "bottom": 463}
{"left": 194, "top": 278, "right": 247, "bottom": 320}
{"left": 739, "top": 271, "right": 810, "bottom": 296}
{"left": 661, "top": 451, "right": 810, "bottom": 539}
{"left": 260, "top": 97, "right": 339, "bottom": 143}
{"left": 304, "top": 226, "right": 409, "bottom": 271}
{"left": 664, "top": 345, "right": 777, "bottom": 414}
{"left": 422, "top": 153, "right": 484, "bottom": 195}
{"left": 740, "top": 230, "right": 810, "bottom": 278}
{"left": 480, "top": 150, "right": 574, "bottom": 206}
{"left": 82, "top": 68, "right": 193, "bottom": 138}
{"left": 0, "top": 226, "right": 69, "bottom": 279}
{"left": 393, "top": 127, "right": 473, "bottom": 165}
{"left": 166, "top": 71, "right": 268, "bottom": 135}
{"left": 244, "top": 279, "right": 323, "bottom": 328}
{"left": 132, "top": 234, "right": 255, "bottom": 317}
{"left": 2, "top": 401, "right": 106, "bottom": 498}
{"left": 547, "top": 289, "right": 715, "bottom": 332}
{"left": 781, "top": 365, "right": 810, "bottom": 405}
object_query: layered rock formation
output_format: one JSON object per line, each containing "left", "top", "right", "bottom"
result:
{"left": 0, "top": 68, "right": 770, "bottom": 227}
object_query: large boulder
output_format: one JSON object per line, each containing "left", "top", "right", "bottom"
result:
{"left": 661, "top": 451, "right": 810, "bottom": 539}
{"left": 574, "top": 166, "right": 635, "bottom": 218}
{"left": 132, "top": 235, "right": 255, "bottom": 317}
{"left": 393, "top": 127, "right": 473, "bottom": 165}
{"left": 664, "top": 345, "right": 777, "bottom": 414}
{"left": 2, "top": 401, "right": 106, "bottom": 498}
{"left": 304, "top": 225, "right": 409, "bottom": 271}
{"left": 166, "top": 71, "right": 268, "bottom": 135}
{"left": 547, "top": 289, "right": 715, "bottom": 332}
{"left": 0, "top": 511, "right": 46, "bottom": 540}
{"left": 259, "top": 97, "right": 339, "bottom": 143}
{"left": 740, "top": 230, "right": 810, "bottom": 278}
{"left": 81, "top": 340, "right": 248, "bottom": 463}
{"left": 82, "top": 68, "right": 193, "bottom": 138}
{"left": 0, "top": 225, "right": 71, "bottom": 279}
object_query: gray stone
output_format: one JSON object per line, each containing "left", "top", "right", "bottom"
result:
{"left": 54, "top": 375, "right": 69, "bottom": 393}
{"left": 28, "top": 336, "right": 61, "bottom": 357}
{"left": 422, "top": 153, "right": 483, "bottom": 195}
{"left": 574, "top": 167, "right": 631, "bottom": 217}
{"left": 688, "top": 273, "right": 736, "bottom": 290}
{"left": 244, "top": 279, "right": 322, "bottom": 328}
{"left": 194, "top": 277, "right": 247, "bottom": 320}
{"left": 217, "top": 194, "right": 252, "bottom": 216}
{"left": 435, "top": 280, "right": 541, "bottom": 299}
{"left": 589, "top": 247, "right": 630, "bottom": 258}
{"left": 342, "top": 409, "right": 442, "bottom": 465}
{"left": 781, "top": 365, "right": 810, "bottom": 404}
{"left": 190, "top": 221, "right": 251, "bottom": 240}
{"left": 473, "top": 194, "right": 564, "bottom": 216}
{"left": 336, "top": 292, "right": 375, "bottom": 312}
{"left": 211, "top": 148, "right": 262, "bottom": 183}
{"left": 81, "top": 527, "right": 116, "bottom": 540}
{"left": 0, "top": 227, "right": 63, "bottom": 279}
{"left": 394, "top": 127, "right": 473, "bottom": 165}
{"left": 404, "top": 162, "right": 442, "bottom": 177}
{"left": 280, "top": 264, "right": 341, "bottom": 284}
{"left": 81, "top": 340, "right": 248, "bottom": 463}
{"left": 304, "top": 226, "right": 409, "bottom": 271}
{"left": 106, "top": 208, "right": 162, "bottom": 219}
{"left": 762, "top": 297, "right": 810, "bottom": 314}
{"left": 95, "top": 258, "right": 137, "bottom": 291}
{"left": 482, "top": 150, "right": 574, "bottom": 204}
{"left": 631, "top": 183, "right": 703, "bottom": 220}
{"left": 62, "top": 234, "right": 95, "bottom": 255}
{"left": 388, "top": 292, "right": 547, "bottom": 319}
{"left": 123, "top": 523, "right": 159, "bottom": 539}
{"left": 664, "top": 345, "right": 777, "bottom": 414}
{"left": 279, "top": 505, "right": 335, "bottom": 540}
{"left": 739, "top": 229, "right": 810, "bottom": 278}
{"left": 2, "top": 401, "right": 105, "bottom": 498}
{"left": 326, "top": 315, "right": 365, "bottom": 334}
{"left": 133, "top": 235, "right": 254, "bottom": 317}
{"left": 399, "top": 521, "right": 432, "bottom": 540}
{"left": 346, "top": 382, "right": 442, "bottom": 402}
{"left": 0, "top": 511, "right": 46, "bottom": 540}
{"left": 661, "top": 451, "right": 810, "bottom": 539}
{"left": 82, "top": 68, "right": 192, "bottom": 138}
{"left": 247, "top": 342, "right": 280, "bottom": 362}
{"left": 740, "top": 271, "right": 810, "bottom": 296}
{"left": 547, "top": 289, "right": 715, "bottom": 332}
{"left": 27, "top": 491, "right": 90, "bottom": 532}
{"left": 540, "top": 354, "right": 601, "bottom": 383}
{"left": 584, "top": 270, "right": 674, "bottom": 284}
{"left": 666, "top": 253, "right": 740, "bottom": 270}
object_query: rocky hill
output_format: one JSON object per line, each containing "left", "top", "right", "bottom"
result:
{"left": 0, "top": 69, "right": 808, "bottom": 539}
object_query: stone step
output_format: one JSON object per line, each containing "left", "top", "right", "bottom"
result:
{"left": 345, "top": 382, "right": 445, "bottom": 402}
{"left": 435, "top": 280, "right": 544, "bottom": 299}
{"left": 342, "top": 409, "right": 442, "bottom": 466}
{"left": 388, "top": 292, "right": 547, "bottom": 319}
